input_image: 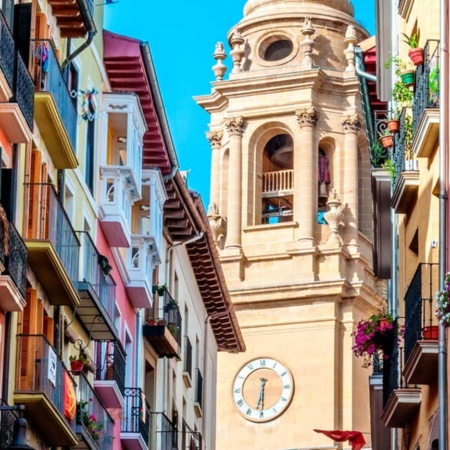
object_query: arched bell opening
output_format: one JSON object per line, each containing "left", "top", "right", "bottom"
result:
{"left": 318, "top": 148, "right": 331, "bottom": 209}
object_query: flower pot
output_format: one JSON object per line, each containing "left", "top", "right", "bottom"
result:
{"left": 380, "top": 135, "right": 394, "bottom": 149}
{"left": 387, "top": 119, "right": 399, "bottom": 134}
{"left": 157, "top": 319, "right": 166, "bottom": 326}
{"left": 400, "top": 70, "right": 415, "bottom": 87}
{"left": 422, "top": 325, "right": 439, "bottom": 340}
{"left": 71, "top": 360, "right": 84, "bottom": 372}
{"left": 378, "top": 318, "right": 389, "bottom": 330}
{"left": 408, "top": 48, "right": 424, "bottom": 66}
{"left": 148, "top": 319, "right": 157, "bottom": 326}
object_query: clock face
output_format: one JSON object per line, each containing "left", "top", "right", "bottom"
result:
{"left": 233, "top": 358, "right": 294, "bottom": 422}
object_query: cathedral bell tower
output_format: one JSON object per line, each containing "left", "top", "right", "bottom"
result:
{"left": 195, "top": 1, "right": 383, "bottom": 448}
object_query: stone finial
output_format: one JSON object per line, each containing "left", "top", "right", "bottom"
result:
{"left": 300, "top": 17, "right": 316, "bottom": 68}
{"left": 344, "top": 25, "right": 358, "bottom": 72}
{"left": 207, "top": 202, "right": 225, "bottom": 248}
{"left": 225, "top": 116, "right": 246, "bottom": 136}
{"left": 206, "top": 131, "right": 223, "bottom": 149}
{"left": 295, "top": 106, "right": 318, "bottom": 128}
{"left": 212, "top": 42, "right": 227, "bottom": 81}
{"left": 230, "top": 28, "right": 245, "bottom": 74}
{"left": 324, "top": 189, "right": 343, "bottom": 246}
{"left": 342, "top": 114, "right": 361, "bottom": 133}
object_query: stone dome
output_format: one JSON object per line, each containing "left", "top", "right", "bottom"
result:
{"left": 243, "top": 0, "right": 355, "bottom": 19}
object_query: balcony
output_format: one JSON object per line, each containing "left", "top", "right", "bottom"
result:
{"left": 149, "top": 412, "right": 177, "bottom": 450}
{"left": 74, "top": 372, "right": 114, "bottom": 450}
{"left": 76, "top": 232, "right": 118, "bottom": 341}
{"left": 24, "top": 183, "right": 80, "bottom": 307}
{"left": 381, "top": 326, "right": 421, "bottom": 428}
{"left": 182, "top": 336, "right": 193, "bottom": 388}
{"left": 0, "top": 10, "right": 34, "bottom": 143}
{"left": 181, "top": 420, "right": 202, "bottom": 450}
{"left": 99, "top": 167, "right": 139, "bottom": 247}
{"left": 0, "top": 212, "right": 27, "bottom": 311}
{"left": 47, "top": 0, "right": 96, "bottom": 38}
{"left": 31, "top": 39, "right": 78, "bottom": 169}
{"left": 412, "top": 40, "right": 440, "bottom": 158}
{"left": 121, "top": 387, "right": 150, "bottom": 450}
{"left": 143, "top": 292, "right": 182, "bottom": 359}
{"left": 14, "top": 334, "right": 78, "bottom": 447}
{"left": 0, "top": 400, "right": 17, "bottom": 448}
{"left": 262, "top": 169, "right": 293, "bottom": 223}
{"left": 94, "top": 340, "right": 126, "bottom": 409}
{"left": 193, "top": 368, "right": 203, "bottom": 418}
{"left": 390, "top": 109, "right": 419, "bottom": 214}
{"left": 125, "top": 235, "right": 158, "bottom": 309}
{"left": 403, "top": 263, "right": 439, "bottom": 385}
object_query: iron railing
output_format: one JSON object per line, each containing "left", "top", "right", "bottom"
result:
{"left": 181, "top": 420, "right": 202, "bottom": 450}
{"left": 122, "top": 388, "right": 151, "bottom": 443}
{"left": 162, "top": 291, "right": 183, "bottom": 348}
{"left": 77, "top": 231, "right": 116, "bottom": 326}
{"left": 404, "top": 263, "right": 439, "bottom": 363}
{"left": 382, "top": 320, "right": 400, "bottom": 407}
{"left": 95, "top": 340, "right": 126, "bottom": 396}
{"left": 4, "top": 221, "right": 27, "bottom": 299}
{"left": 0, "top": 9, "right": 14, "bottom": 89}
{"left": 14, "top": 52, "right": 34, "bottom": 130}
{"left": 77, "top": 372, "right": 114, "bottom": 449}
{"left": 31, "top": 39, "right": 77, "bottom": 150}
{"left": 413, "top": 40, "right": 440, "bottom": 132}
{"left": 195, "top": 368, "right": 203, "bottom": 409}
{"left": 183, "top": 336, "right": 192, "bottom": 380}
{"left": 371, "top": 110, "right": 391, "bottom": 168}
{"left": 15, "top": 335, "right": 77, "bottom": 434}
{"left": 24, "top": 183, "right": 80, "bottom": 283}
{"left": 150, "top": 412, "right": 177, "bottom": 450}
{"left": 0, "top": 399, "right": 17, "bottom": 448}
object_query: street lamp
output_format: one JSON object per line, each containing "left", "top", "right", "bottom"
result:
{"left": 0, "top": 405, "right": 35, "bottom": 450}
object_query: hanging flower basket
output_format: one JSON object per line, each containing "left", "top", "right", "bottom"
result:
{"left": 422, "top": 325, "right": 439, "bottom": 340}
{"left": 400, "top": 70, "right": 415, "bottom": 87}
{"left": 387, "top": 119, "right": 400, "bottom": 134}
{"left": 380, "top": 135, "right": 394, "bottom": 149}
{"left": 70, "top": 360, "right": 84, "bottom": 372}
{"left": 435, "top": 273, "right": 450, "bottom": 327}
{"left": 408, "top": 48, "right": 424, "bottom": 66}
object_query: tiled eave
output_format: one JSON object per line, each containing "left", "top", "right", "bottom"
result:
{"left": 103, "top": 30, "right": 171, "bottom": 175}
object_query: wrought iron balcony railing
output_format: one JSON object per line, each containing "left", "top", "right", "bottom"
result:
{"left": 0, "top": 9, "right": 14, "bottom": 90}
{"left": 162, "top": 291, "right": 183, "bottom": 348}
{"left": 95, "top": 339, "right": 126, "bottom": 396}
{"left": 404, "top": 263, "right": 439, "bottom": 363}
{"left": 181, "top": 420, "right": 202, "bottom": 450}
{"left": 31, "top": 39, "right": 77, "bottom": 149}
{"left": 122, "top": 387, "right": 151, "bottom": 443}
{"left": 382, "top": 320, "right": 400, "bottom": 407}
{"left": 195, "top": 368, "right": 203, "bottom": 409}
{"left": 14, "top": 52, "right": 34, "bottom": 130}
{"left": 183, "top": 336, "right": 192, "bottom": 380}
{"left": 24, "top": 183, "right": 80, "bottom": 283}
{"left": 413, "top": 40, "right": 440, "bottom": 132}
{"left": 150, "top": 412, "right": 177, "bottom": 450}
{"left": 371, "top": 110, "right": 392, "bottom": 168}
{"left": 77, "top": 372, "right": 114, "bottom": 449}
{"left": 0, "top": 399, "right": 17, "bottom": 448}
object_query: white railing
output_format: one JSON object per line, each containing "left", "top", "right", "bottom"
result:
{"left": 262, "top": 170, "right": 294, "bottom": 194}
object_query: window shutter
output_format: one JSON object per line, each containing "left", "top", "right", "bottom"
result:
{"left": 27, "top": 150, "right": 42, "bottom": 239}
{"left": 13, "top": 3, "right": 32, "bottom": 67}
{"left": 2, "top": 0, "right": 14, "bottom": 30}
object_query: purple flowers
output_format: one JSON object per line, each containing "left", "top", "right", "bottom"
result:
{"left": 435, "top": 274, "right": 450, "bottom": 327}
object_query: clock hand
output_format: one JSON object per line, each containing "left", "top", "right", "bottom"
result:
{"left": 256, "top": 377, "right": 268, "bottom": 410}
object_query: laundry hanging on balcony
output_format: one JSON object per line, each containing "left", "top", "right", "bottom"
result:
{"left": 314, "top": 429, "right": 366, "bottom": 450}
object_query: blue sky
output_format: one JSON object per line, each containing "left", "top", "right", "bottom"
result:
{"left": 105, "top": 1, "right": 375, "bottom": 208}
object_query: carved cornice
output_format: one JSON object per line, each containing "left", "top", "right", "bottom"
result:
{"left": 295, "top": 107, "right": 318, "bottom": 128}
{"left": 206, "top": 131, "right": 223, "bottom": 149}
{"left": 342, "top": 114, "right": 361, "bottom": 133}
{"left": 225, "top": 117, "right": 245, "bottom": 136}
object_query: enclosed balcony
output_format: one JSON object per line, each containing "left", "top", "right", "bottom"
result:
{"left": 47, "top": 0, "right": 96, "bottom": 38}
{"left": 121, "top": 387, "right": 151, "bottom": 450}
{"left": 0, "top": 10, "right": 34, "bottom": 143}
{"left": 23, "top": 183, "right": 80, "bottom": 307}
{"left": 412, "top": 40, "right": 440, "bottom": 158}
{"left": 76, "top": 232, "right": 118, "bottom": 341}
{"left": 149, "top": 413, "right": 177, "bottom": 450}
{"left": 14, "top": 334, "right": 78, "bottom": 447}
{"left": 403, "top": 263, "right": 439, "bottom": 385}
{"left": 124, "top": 235, "right": 158, "bottom": 309}
{"left": 194, "top": 368, "right": 203, "bottom": 418}
{"left": 143, "top": 292, "right": 182, "bottom": 359}
{"left": 181, "top": 420, "right": 202, "bottom": 450}
{"left": 0, "top": 211, "right": 27, "bottom": 312}
{"left": 31, "top": 39, "right": 78, "bottom": 169}
{"left": 74, "top": 372, "right": 114, "bottom": 450}
{"left": 94, "top": 340, "right": 126, "bottom": 409}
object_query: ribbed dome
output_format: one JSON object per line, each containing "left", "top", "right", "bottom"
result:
{"left": 244, "top": 0, "right": 354, "bottom": 18}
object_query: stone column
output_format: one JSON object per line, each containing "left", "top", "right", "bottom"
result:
{"left": 206, "top": 130, "right": 223, "bottom": 210}
{"left": 225, "top": 117, "right": 245, "bottom": 249}
{"left": 341, "top": 114, "right": 361, "bottom": 247}
{"left": 295, "top": 107, "right": 318, "bottom": 245}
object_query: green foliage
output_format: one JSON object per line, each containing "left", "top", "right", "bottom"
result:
{"left": 382, "top": 158, "right": 396, "bottom": 182}
{"left": 402, "top": 29, "right": 421, "bottom": 49}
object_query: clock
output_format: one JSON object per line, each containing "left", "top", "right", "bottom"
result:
{"left": 233, "top": 358, "right": 294, "bottom": 422}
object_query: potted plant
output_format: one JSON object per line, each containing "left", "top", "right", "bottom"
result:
{"left": 167, "top": 323, "right": 177, "bottom": 336}
{"left": 382, "top": 158, "right": 396, "bottom": 183}
{"left": 69, "top": 354, "right": 89, "bottom": 372}
{"left": 152, "top": 284, "right": 167, "bottom": 296}
{"left": 379, "top": 130, "right": 394, "bottom": 149}
{"left": 385, "top": 56, "right": 415, "bottom": 90}
{"left": 386, "top": 111, "right": 400, "bottom": 133}
{"left": 422, "top": 325, "right": 439, "bottom": 339}
{"left": 78, "top": 399, "right": 104, "bottom": 442}
{"left": 402, "top": 29, "right": 423, "bottom": 66}
{"left": 435, "top": 273, "right": 450, "bottom": 327}
{"left": 147, "top": 317, "right": 158, "bottom": 326}
{"left": 352, "top": 312, "right": 401, "bottom": 368}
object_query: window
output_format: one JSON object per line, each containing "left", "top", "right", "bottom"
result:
{"left": 318, "top": 149, "right": 330, "bottom": 209}
{"left": 264, "top": 39, "right": 293, "bottom": 61}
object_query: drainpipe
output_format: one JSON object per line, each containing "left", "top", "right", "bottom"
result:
{"left": 61, "top": 30, "right": 96, "bottom": 70}
{"left": 354, "top": 49, "right": 377, "bottom": 83}
{"left": 439, "top": 0, "right": 448, "bottom": 446}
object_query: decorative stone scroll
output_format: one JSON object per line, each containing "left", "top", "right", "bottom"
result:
{"left": 341, "top": 114, "right": 361, "bottom": 133}
{"left": 295, "top": 106, "right": 318, "bottom": 128}
{"left": 225, "top": 117, "right": 245, "bottom": 136}
{"left": 206, "top": 131, "right": 223, "bottom": 149}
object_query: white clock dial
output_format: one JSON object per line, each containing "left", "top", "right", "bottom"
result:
{"left": 232, "top": 358, "right": 294, "bottom": 422}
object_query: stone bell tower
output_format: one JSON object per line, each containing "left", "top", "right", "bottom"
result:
{"left": 195, "top": 1, "right": 383, "bottom": 449}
